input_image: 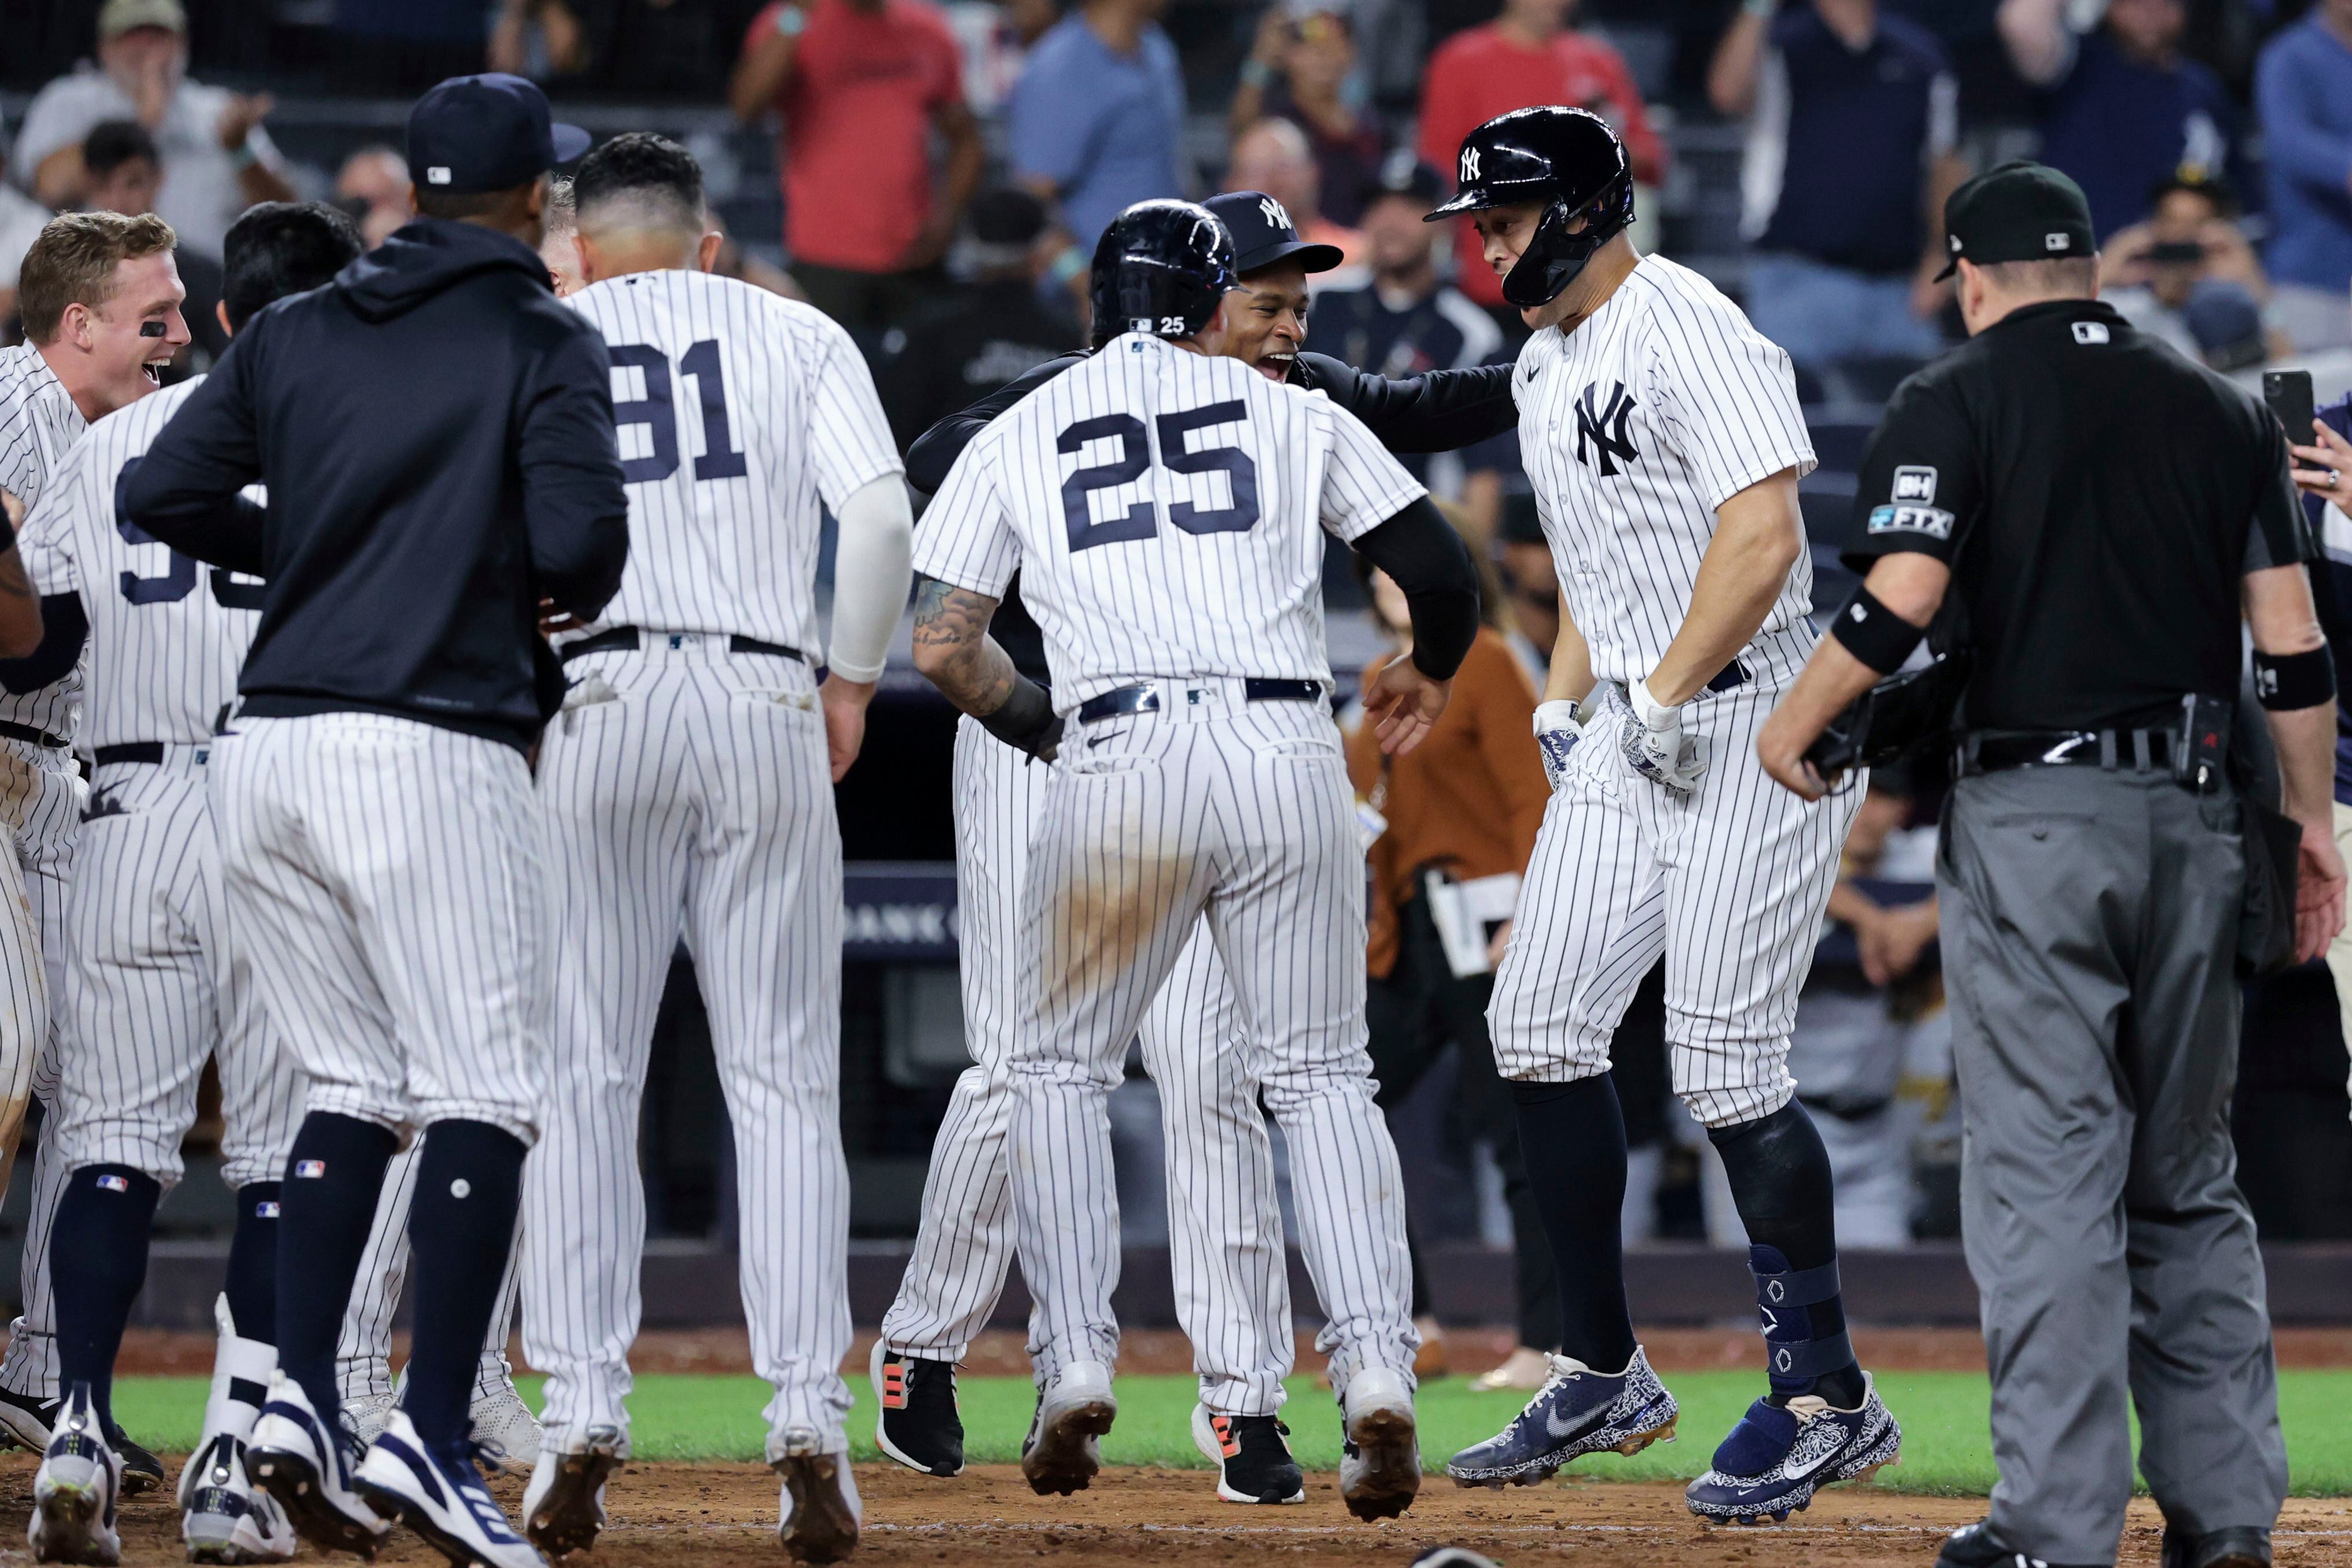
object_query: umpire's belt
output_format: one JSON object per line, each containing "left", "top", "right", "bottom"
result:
{"left": 1957, "top": 727, "right": 2181, "bottom": 777}
{"left": 561, "top": 627, "right": 808, "bottom": 663}
{"left": 1077, "top": 678, "right": 1325, "bottom": 724}
{"left": 0, "top": 720, "right": 68, "bottom": 751}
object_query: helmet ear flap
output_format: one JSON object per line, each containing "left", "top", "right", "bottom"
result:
{"left": 1498, "top": 173, "right": 1635, "bottom": 310}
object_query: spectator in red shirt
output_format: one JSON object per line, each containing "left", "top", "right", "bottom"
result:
{"left": 1418, "top": 0, "right": 1663, "bottom": 313}
{"left": 731, "top": 0, "right": 984, "bottom": 333}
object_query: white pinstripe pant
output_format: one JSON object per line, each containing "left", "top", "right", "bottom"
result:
{"left": 45, "top": 752, "right": 303, "bottom": 1190}
{"left": 1007, "top": 688, "right": 1415, "bottom": 1394}
{"left": 0, "top": 739, "right": 89, "bottom": 1398}
{"left": 1488, "top": 650, "right": 1858, "bottom": 1128}
{"left": 879, "top": 716, "right": 1296, "bottom": 1415}
{"left": 209, "top": 713, "right": 549, "bottom": 1141}
{"left": 521, "top": 644, "right": 851, "bottom": 1455}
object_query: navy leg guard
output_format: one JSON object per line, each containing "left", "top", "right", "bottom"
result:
{"left": 1751, "top": 1246, "right": 1855, "bottom": 1400}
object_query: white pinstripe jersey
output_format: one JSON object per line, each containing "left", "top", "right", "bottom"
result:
{"left": 0, "top": 342, "right": 91, "bottom": 737}
{"left": 915, "top": 332, "right": 1425, "bottom": 708}
{"left": 565, "top": 269, "right": 903, "bottom": 651}
{"left": 17, "top": 377, "right": 264, "bottom": 750}
{"left": 1515, "top": 255, "right": 1817, "bottom": 686}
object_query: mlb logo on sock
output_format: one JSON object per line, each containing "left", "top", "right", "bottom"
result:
{"left": 97, "top": 1175, "right": 128, "bottom": 1193}
{"left": 256, "top": 1200, "right": 281, "bottom": 1217}
{"left": 295, "top": 1160, "right": 326, "bottom": 1178}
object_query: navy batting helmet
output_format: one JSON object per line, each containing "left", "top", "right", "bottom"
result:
{"left": 1426, "top": 106, "right": 1632, "bottom": 310}
{"left": 1089, "top": 200, "right": 1238, "bottom": 346}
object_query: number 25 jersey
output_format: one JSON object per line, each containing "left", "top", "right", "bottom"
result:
{"left": 566, "top": 269, "right": 903, "bottom": 650}
{"left": 915, "top": 332, "right": 1425, "bottom": 708}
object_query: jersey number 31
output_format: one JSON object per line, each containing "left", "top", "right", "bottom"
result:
{"left": 1058, "top": 401, "right": 1259, "bottom": 553}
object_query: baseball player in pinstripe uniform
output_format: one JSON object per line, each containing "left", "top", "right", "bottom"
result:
{"left": 18, "top": 202, "right": 361, "bottom": 1568}
{"left": 912, "top": 200, "right": 1482, "bottom": 1523}
{"left": 0, "top": 210, "right": 192, "bottom": 1502}
{"left": 1431, "top": 109, "right": 1901, "bottom": 1523}
{"left": 516, "top": 133, "right": 911, "bottom": 1565}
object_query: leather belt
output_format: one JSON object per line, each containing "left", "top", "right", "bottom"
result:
{"left": 560, "top": 627, "right": 808, "bottom": 663}
{"left": 1960, "top": 727, "right": 2181, "bottom": 776}
{"left": 93, "top": 743, "right": 166, "bottom": 767}
{"left": 1077, "top": 678, "right": 1324, "bottom": 724}
{"left": 0, "top": 720, "right": 68, "bottom": 751}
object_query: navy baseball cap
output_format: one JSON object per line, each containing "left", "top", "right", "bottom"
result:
{"left": 1361, "top": 150, "right": 1444, "bottom": 212}
{"left": 1205, "top": 190, "right": 1343, "bottom": 277}
{"left": 408, "top": 74, "right": 590, "bottom": 197}
{"left": 1934, "top": 160, "right": 2096, "bottom": 281}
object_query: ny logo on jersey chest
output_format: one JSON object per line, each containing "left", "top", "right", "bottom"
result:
{"left": 1573, "top": 380, "right": 1640, "bottom": 477}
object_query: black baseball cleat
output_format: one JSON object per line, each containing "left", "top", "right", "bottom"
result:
{"left": 1935, "top": 1518, "right": 2103, "bottom": 1568}
{"left": 2162, "top": 1526, "right": 2272, "bottom": 1568}
{"left": 868, "top": 1341, "right": 963, "bottom": 1477}
{"left": 0, "top": 1386, "right": 161, "bottom": 1497}
{"left": 109, "top": 1427, "right": 164, "bottom": 1497}
{"left": 1189, "top": 1406, "right": 1304, "bottom": 1504}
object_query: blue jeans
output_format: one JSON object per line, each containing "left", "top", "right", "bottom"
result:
{"left": 1744, "top": 253, "right": 1944, "bottom": 365}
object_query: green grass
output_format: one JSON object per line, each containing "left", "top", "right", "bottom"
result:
{"left": 106, "top": 1369, "right": 2352, "bottom": 1498}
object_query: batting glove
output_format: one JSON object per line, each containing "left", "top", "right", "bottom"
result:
{"left": 1533, "top": 699, "right": 1587, "bottom": 793}
{"left": 1618, "top": 678, "right": 1708, "bottom": 794}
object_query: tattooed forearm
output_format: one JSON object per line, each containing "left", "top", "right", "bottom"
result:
{"left": 911, "top": 575, "right": 1018, "bottom": 716}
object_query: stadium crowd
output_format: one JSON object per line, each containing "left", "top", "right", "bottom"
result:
{"left": 2, "top": 0, "right": 2348, "bottom": 1371}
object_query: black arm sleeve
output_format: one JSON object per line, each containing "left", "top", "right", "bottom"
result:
{"left": 119, "top": 334, "right": 267, "bottom": 572}
{"left": 1352, "top": 495, "right": 1479, "bottom": 680}
{"left": 1292, "top": 353, "right": 1518, "bottom": 454}
{"left": 116, "top": 458, "right": 270, "bottom": 577}
{"left": 905, "top": 351, "right": 1088, "bottom": 492}
{"left": 0, "top": 594, "right": 86, "bottom": 694}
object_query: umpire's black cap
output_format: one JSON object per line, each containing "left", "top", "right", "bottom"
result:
{"left": 408, "top": 73, "right": 590, "bottom": 196}
{"left": 1205, "top": 190, "right": 1343, "bottom": 277}
{"left": 1934, "top": 160, "right": 2096, "bottom": 281}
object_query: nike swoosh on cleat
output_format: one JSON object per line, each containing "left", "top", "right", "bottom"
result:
{"left": 1783, "top": 1442, "right": 1843, "bottom": 1481}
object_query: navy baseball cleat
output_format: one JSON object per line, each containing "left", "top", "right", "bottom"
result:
{"left": 1684, "top": 1371, "right": 1900, "bottom": 1525}
{"left": 1445, "top": 1347, "right": 1677, "bottom": 1488}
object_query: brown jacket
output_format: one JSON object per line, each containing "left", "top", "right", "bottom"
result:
{"left": 1346, "top": 627, "right": 1550, "bottom": 978}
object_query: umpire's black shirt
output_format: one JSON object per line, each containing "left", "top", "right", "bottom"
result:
{"left": 1846, "top": 298, "right": 2307, "bottom": 733}
{"left": 120, "top": 217, "right": 630, "bottom": 752}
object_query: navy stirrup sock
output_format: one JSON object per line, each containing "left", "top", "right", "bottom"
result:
{"left": 275, "top": 1113, "right": 399, "bottom": 1424}
{"left": 400, "top": 1120, "right": 526, "bottom": 1448}
{"left": 52, "top": 1164, "right": 163, "bottom": 1431}
{"left": 1510, "top": 1074, "right": 1637, "bottom": 1372}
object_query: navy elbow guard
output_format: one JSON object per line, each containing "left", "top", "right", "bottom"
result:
{"left": 1828, "top": 584, "right": 1926, "bottom": 676}
{"left": 2253, "top": 644, "right": 2336, "bottom": 710}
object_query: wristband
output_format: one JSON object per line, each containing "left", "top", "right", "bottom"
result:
{"left": 1828, "top": 583, "right": 1926, "bottom": 676}
{"left": 2252, "top": 644, "right": 2336, "bottom": 710}
{"left": 977, "top": 675, "right": 1063, "bottom": 758}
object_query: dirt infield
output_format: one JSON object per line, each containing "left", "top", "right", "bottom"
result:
{"left": 13, "top": 1456, "right": 2351, "bottom": 1568}
{"left": 99, "top": 1324, "right": 2352, "bottom": 1377}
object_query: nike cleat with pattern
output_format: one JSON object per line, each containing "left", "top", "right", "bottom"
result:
{"left": 30, "top": 1384, "right": 122, "bottom": 1566}
{"left": 870, "top": 1340, "right": 963, "bottom": 1477}
{"left": 1685, "top": 1372, "right": 1900, "bottom": 1525}
{"left": 1337, "top": 1367, "right": 1419, "bottom": 1522}
{"left": 246, "top": 1372, "right": 389, "bottom": 1557}
{"left": 354, "top": 1409, "right": 543, "bottom": 1568}
{"left": 522, "top": 1425, "right": 623, "bottom": 1558}
{"left": 1190, "top": 1405, "right": 1304, "bottom": 1504}
{"left": 181, "top": 1433, "right": 298, "bottom": 1564}
{"left": 1446, "top": 1347, "right": 1678, "bottom": 1488}
{"left": 772, "top": 1427, "right": 860, "bottom": 1564}
{"left": 1020, "top": 1360, "right": 1116, "bottom": 1497}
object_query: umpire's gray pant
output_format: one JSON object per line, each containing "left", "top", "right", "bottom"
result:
{"left": 1939, "top": 766, "right": 2285, "bottom": 1565}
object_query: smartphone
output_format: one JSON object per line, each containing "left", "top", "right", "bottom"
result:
{"left": 2265, "top": 369, "right": 2316, "bottom": 445}
{"left": 2147, "top": 240, "right": 2204, "bottom": 266}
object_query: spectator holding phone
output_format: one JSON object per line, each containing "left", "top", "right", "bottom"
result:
{"left": 1230, "top": 2, "right": 1391, "bottom": 229}
{"left": 2254, "top": 0, "right": 2352, "bottom": 352}
{"left": 2100, "top": 175, "right": 2287, "bottom": 369}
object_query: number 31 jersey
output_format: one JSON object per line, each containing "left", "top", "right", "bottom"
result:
{"left": 18, "top": 377, "right": 265, "bottom": 750}
{"left": 916, "top": 332, "right": 1425, "bottom": 708}
{"left": 566, "top": 270, "right": 903, "bottom": 649}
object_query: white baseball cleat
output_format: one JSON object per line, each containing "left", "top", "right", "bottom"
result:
{"left": 1337, "top": 1365, "right": 1421, "bottom": 1522}
{"left": 522, "top": 1425, "right": 624, "bottom": 1558}
{"left": 30, "top": 1384, "right": 122, "bottom": 1566}
{"left": 355, "top": 1408, "right": 544, "bottom": 1568}
{"left": 1019, "top": 1360, "right": 1116, "bottom": 1497}
{"left": 180, "top": 1432, "right": 298, "bottom": 1564}
{"left": 246, "top": 1372, "right": 389, "bottom": 1557}
{"left": 340, "top": 1390, "right": 399, "bottom": 1450}
{"left": 771, "top": 1427, "right": 860, "bottom": 1564}
{"left": 470, "top": 1381, "right": 544, "bottom": 1477}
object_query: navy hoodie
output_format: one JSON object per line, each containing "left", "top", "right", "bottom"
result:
{"left": 120, "top": 217, "right": 628, "bottom": 751}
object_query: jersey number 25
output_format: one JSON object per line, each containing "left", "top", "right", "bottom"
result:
{"left": 1058, "top": 401, "right": 1259, "bottom": 554}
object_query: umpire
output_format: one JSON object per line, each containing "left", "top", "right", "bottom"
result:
{"left": 1757, "top": 163, "right": 2346, "bottom": 1568}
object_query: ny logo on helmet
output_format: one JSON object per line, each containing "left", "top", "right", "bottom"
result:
{"left": 1573, "top": 380, "right": 1639, "bottom": 477}
{"left": 1460, "top": 146, "right": 1481, "bottom": 183}
{"left": 1258, "top": 196, "right": 1290, "bottom": 231}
